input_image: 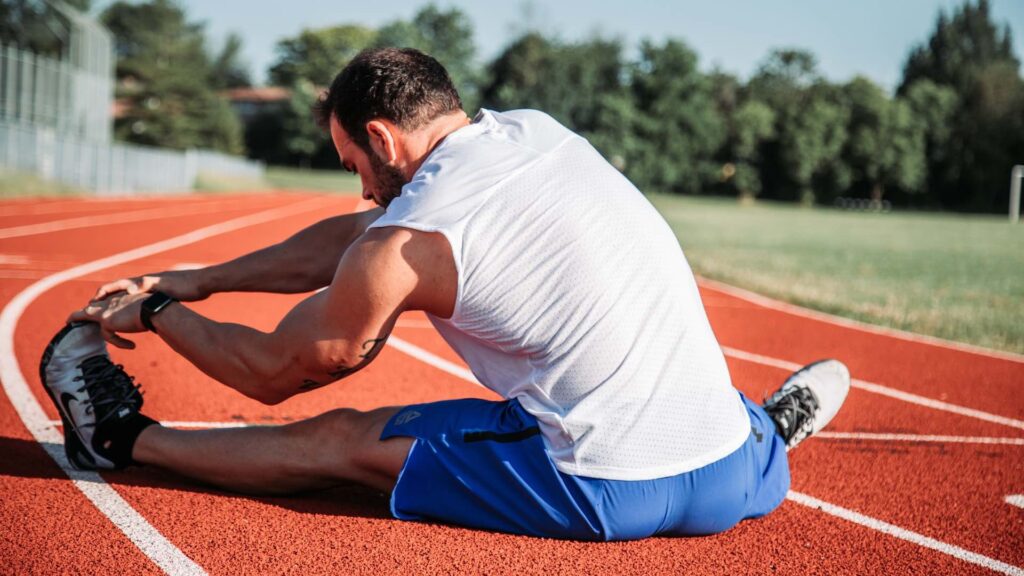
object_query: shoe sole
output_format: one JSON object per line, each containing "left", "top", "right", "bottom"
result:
{"left": 39, "top": 322, "right": 99, "bottom": 470}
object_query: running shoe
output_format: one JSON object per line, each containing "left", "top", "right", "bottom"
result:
{"left": 762, "top": 359, "right": 850, "bottom": 450}
{"left": 39, "top": 322, "right": 152, "bottom": 470}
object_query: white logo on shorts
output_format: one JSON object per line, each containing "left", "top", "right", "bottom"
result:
{"left": 394, "top": 410, "right": 421, "bottom": 425}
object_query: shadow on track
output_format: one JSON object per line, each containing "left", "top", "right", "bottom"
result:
{"left": 0, "top": 435, "right": 392, "bottom": 520}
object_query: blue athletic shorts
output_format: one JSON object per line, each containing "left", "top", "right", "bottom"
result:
{"left": 380, "top": 392, "right": 789, "bottom": 541}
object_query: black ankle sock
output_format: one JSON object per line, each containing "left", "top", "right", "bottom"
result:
{"left": 94, "top": 414, "right": 160, "bottom": 469}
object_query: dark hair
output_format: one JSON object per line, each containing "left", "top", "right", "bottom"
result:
{"left": 314, "top": 47, "right": 463, "bottom": 150}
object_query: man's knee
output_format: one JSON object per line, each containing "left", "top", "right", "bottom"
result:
{"left": 290, "top": 407, "right": 406, "bottom": 485}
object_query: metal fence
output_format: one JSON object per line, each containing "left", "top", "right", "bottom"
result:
{"left": 0, "top": 4, "right": 265, "bottom": 195}
{"left": 0, "top": 39, "right": 112, "bottom": 143}
{"left": 0, "top": 120, "right": 263, "bottom": 194}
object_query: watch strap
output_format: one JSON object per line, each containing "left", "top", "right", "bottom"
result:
{"left": 140, "top": 291, "right": 176, "bottom": 334}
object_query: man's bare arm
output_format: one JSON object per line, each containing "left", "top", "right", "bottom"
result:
{"left": 94, "top": 207, "right": 384, "bottom": 301}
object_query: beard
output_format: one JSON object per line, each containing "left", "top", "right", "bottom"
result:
{"left": 368, "top": 150, "right": 408, "bottom": 208}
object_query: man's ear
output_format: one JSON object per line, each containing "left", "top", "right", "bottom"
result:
{"left": 365, "top": 120, "right": 399, "bottom": 164}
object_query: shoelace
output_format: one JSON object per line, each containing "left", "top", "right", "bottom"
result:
{"left": 72, "top": 356, "right": 143, "bottom": 428}
{"left": 765, "top": 386, "right": 818, "bottom": 444}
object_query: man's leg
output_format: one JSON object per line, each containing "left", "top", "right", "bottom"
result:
{"left": 132, "top": 407, "right": 413, "bottom": 495}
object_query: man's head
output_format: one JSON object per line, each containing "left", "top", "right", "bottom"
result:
{"left": 315, "top": 47, "right": 465, "bottom": 207}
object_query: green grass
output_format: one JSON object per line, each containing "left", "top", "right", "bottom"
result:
{"left": 0, "top": 168, "right": 87, "bottom": 198}
{"left": 262, "top": 166, "right": 361, "bottom": 193}
{"left": 649, "top": 194, "right": 1024, "bottom": 355}
{"left": 195, "top": 167, "right": 361, "bottom": 194}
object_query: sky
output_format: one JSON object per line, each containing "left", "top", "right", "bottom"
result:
{"left": 95, "top": 0, "right": 1024, "bottom": 91}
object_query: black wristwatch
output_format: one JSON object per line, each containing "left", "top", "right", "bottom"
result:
{"left": 140, "top": 291, "right": 177, "bottom": 334}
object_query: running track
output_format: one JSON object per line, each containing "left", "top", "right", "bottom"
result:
{"left": 1, "top": 192, "right": 1021, "bottom": 575}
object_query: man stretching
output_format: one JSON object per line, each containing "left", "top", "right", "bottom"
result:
{"left": 41, "top": 48, "right": 849, "bottom": 540}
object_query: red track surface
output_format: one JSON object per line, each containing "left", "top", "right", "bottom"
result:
{"left": 1, "top": 192, "right": 1021, "bottom": 575}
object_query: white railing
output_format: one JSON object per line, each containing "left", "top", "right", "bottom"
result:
{"left": 0, "top": 120, "right": 264, "bottom": 195}
{"left": 0, "top": 42, "right": 112, "bottom": 143}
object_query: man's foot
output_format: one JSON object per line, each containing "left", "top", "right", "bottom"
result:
{"left": 762, "top": 359, "right": 850, "bottom": 450}
{"left": 39, "top": 322, "right": 157, "bottom": 470}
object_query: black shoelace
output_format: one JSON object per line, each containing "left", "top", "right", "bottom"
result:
{"left": 72, "top": 356, "right": 143, "bottom": 428}
{"left": 765, "top": 386, "right": 818, "bottom": 443}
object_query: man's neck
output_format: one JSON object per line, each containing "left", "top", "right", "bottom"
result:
{"left": 400, "top": 111, "right": 472, "bottom": 180}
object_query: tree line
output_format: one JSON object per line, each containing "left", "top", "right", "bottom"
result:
{"left": 4, "top": 0, "right": 1020, "bottom": 212}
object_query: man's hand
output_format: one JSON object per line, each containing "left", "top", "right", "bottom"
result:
{"left": 93, "top": 270, "right": 208, "bottom": 303}
{"left": 69, "top": 292, "right": 152, "bottom": 349}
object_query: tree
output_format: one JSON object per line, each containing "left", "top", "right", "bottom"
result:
{"left": 101, "top": 0, "right": 242, "bottom": 153}
{"left": 210, "top": 32, "right": 251, "bottom": 89}
{"left": 898, "top": 0, "right": 1023, "bottom": 212}
{"left": 748, "top": 49, "right": 848, "bottom": 203}
{"left": 268, "top": 24, "right": 376, "bottom": 87}
{"left": 627, "top": 39, "right": 725, "bottom": 195}
{"left": 244, "top": 80, "right": 326, "bottom": 166}
{"left": 840, "top": 77, "right": 925, "bottom": 202}
{"left": 899, "top": 0, "right": 1018, "bottom": 96}
{"left": 481, "top": 33, "right": 634, "bottom": 166}
{"left": 374, "top": 4, "right": 479, "bottom": 111}
{"left": 728, "top": 100, "right": 775, "bottom": 198}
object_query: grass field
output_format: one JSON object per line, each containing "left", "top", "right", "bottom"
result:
{"left": 650, "top": 194, "right": 1024, "bottom": 354}
{"left": 194, "top": 166, "right": 361, "bottom": 194}
{"left": 0, "top": 169, "right": 86, "bottom": 197}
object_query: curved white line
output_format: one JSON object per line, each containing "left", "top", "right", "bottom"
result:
{"left": 0, "top": 196, "right": 332, "bottom": 575}
{"left": 699, "top": 276, "right": 1024, "bottom": 363}
{"left": 788, "top": 491, "right": 1024, "bottom": 575}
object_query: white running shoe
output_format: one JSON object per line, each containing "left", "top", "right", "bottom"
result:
{"left": 39, "top": 322, "right": 149, "bottom": 469}
{"left": 762, "top": 359, "right": 850, "bottom": 450}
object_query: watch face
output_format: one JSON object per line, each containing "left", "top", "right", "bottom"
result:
{"left": 144, "top": 292, "right": 173, "bottom": 312}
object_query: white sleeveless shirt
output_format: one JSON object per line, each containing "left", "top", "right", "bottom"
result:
{"left": 369, "top": 109, "right": 750, "bottom": 480}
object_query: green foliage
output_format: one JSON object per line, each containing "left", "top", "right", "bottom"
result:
{"left": 840, "top": 77, "right": 925, "bottom": 201}
{"left": 268, "top": 24, "right": 376, "bottom": 87}
{"left": 374, "top": 4, "right": 479, "bottom": 112}
{"left": 101, "top": 0, "right": 243, "bottom": 154}
{"left": 899, "top": 0, "right": 1018, "bottom": 95}
{"left": 897, "top": 0, "right": 1024, "bottom": 212}
{"left": 626, "top": 39, "right": 725, "bottom": 195}
{"left": 729, "top": 100, "right": 775, "bottom": 197}
{"left": 749, "top": 50, "right": 848, "bottom": 203}
{"left": 481, "top": 33, "right": 633, "bottom": 159}
{"left": 210, "top": 32, "right": 251, "bottom": 89}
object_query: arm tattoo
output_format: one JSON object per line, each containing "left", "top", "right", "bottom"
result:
{"left": 302, "top": 335, "right": 389, "bottom": 391}
{"left": 359, "top": 337, "right": 387, "bottom": 360}
{"left": 299, "top": 379, "right": 325, "bottom": 391}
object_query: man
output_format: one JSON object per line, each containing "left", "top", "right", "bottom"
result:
{"left": 42, "top": 48, "right": 849, "bottom": 540}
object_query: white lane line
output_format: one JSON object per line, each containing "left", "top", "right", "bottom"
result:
{"left": 0, "top": 198, "right": 272, "bottom": 240}
{"left": 816, "top": 432, "right": 1024, "bottom": 446}
{"left": 385, "top": 335, "right": 1022, "bottom": 572}
{"left": 699, "top": 277, "right": 1024, "bottom": 364}
{"left": 0, "top": 197, "right": 332, "bottom": 575}
{"left": 387, "top": 336, "right": 481, "bottom": 385}
{"left": 1006, "top": 495, "right": 1024, "bottom": 510}
{"left": 788, "top": 491, "right": 1024, "bottom": 575}
{"left": 722, "top": 346, "right": 1024, "bottom": 432}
